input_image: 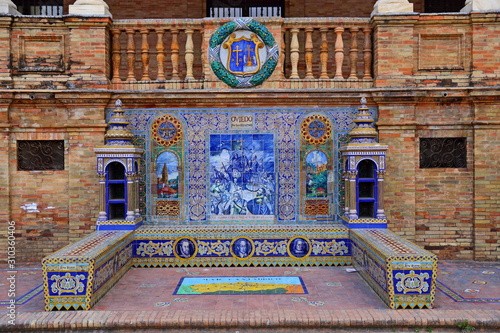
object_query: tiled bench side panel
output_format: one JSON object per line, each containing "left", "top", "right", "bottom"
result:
{"left": 351, "top": 234, "right": 390, "bottom": 303}
{"left": 350, "top": 229, "right": 438, "bottom": 309}
{"left": 43, "top": 231, "right": 134, "bottom": 310}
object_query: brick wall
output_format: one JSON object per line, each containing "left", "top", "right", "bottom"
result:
{"left": 0, "top": 97, "right": 11, "bottom": 260}
{"left": 473, "top": 104, "right": 500, "bottom": 261}
{"left": 470, "top": 13, "right": 500, "bottom": 86}
{"left": 5, "top": 97, "right": 107, "bottom": 261}
{"left": 413, "top": 100, "right": 474, "bottom": 260}
{"left": 376, "top": 101, "right": 417, "bottom": 241}
{"left": 371, "top": 13, "right": 500, "bottom": 261}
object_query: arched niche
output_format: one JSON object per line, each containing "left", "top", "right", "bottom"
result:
{"left": 106, "top": 161, "right": 127, "bottom": 220}
{"left": 356, "top": 159, "right": 377, "bottom": 218}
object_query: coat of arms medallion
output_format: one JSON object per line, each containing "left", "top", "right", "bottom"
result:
{"left": 209, "top": 18, "right": 279, "bottom": 88}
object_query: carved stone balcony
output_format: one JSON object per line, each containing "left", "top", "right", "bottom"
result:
{"left": 110, "top": 18, "right": 373, "bottom": 90}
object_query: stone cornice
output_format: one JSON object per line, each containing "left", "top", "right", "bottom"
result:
{"left": 0, "top": 87, "right": 499, "bottom": 108}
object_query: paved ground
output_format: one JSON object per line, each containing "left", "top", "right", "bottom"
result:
{"left": 0, "top": 260, "right": 499, "bottom": 332}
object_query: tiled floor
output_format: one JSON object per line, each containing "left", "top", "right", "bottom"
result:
{"left": 1, "top": 260, "right": 499, "bottom": 314}
{"left": 93, "top": 266, "right": 388, "bottom": 311}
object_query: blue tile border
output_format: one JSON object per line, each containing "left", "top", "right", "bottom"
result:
{"left": 436, "top": 280, "right": 500, "bottom": 303}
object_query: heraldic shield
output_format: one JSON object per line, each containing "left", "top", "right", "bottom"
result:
{"left": 223, "top": 33, "right": 264, "bottom": 76}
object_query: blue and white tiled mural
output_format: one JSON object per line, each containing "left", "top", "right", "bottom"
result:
{"left": 110, "top": 107, "right": 376, "bottom": 224}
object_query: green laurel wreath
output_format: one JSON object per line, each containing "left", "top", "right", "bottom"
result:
{"left": 209, "top": 19, "right": 278, "bottom": 88}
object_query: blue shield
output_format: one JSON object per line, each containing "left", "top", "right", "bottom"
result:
{"left": 229, "top": 39, "right": 259, "bottom": 75}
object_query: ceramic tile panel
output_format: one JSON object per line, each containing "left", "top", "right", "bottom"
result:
{"left": 132, "top": 224, "right": 351, "bottom": 267}
{"left": 350, "top": 229, "right": 438, "bottom": 309}
{"left": 108, "top": 107, "right": 377, "bottom": 223}
{"left": 43, "top": 231, "right": 134, "bottom": 310}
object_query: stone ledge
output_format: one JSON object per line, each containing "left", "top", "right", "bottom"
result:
{"left": 5, "top": 309, "right": 500, "bottom": 332}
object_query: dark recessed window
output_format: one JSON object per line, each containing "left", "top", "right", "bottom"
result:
{"left": 106, "top": 162, "right": 127, "bottom": 220}
{"left": 425, "top": 0, "right": 465, "bottom": 13}
{"left": 17, "top": 140, "right": 64, "bottom": 171}
{"left": 12, "top": 0, "right": 63, "bottom": 16}
{"left": 419, "top": 137, "right": 467, "bottom": 168}
{"left": 207, "top": 0, "right": 284, "bottom": 18}
{"left": 357, "top": 159, "right": 377, "bottom": 218}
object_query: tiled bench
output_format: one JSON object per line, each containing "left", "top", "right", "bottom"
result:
{"left": 42, "top": 231, "right": 134, "bottom": 310}
{"left": 350, "top": 229, "right": 438, "bottom": 309}
{"left": 42, "top": 225, "right": 438, "bottom": 311}
{"left": 42, "top": 224, "right": 350, "bottom": 310}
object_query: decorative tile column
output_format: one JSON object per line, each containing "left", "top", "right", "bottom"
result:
{"left": 340, "top": 97, "right": 388, "bottom": 229}
{"left": 94, "top": 100, "right": 143, "bottom": 230}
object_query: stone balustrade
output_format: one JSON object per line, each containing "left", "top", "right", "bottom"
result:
{"left": 110, "top": 17, "right": 373, "bottom": 90}
{"left": 110, "top": 19, "right": 205, "bottom": 90}
{"left": 3, "top": 10, "right": 500, "bottom": 90}
{"left": 280, "top": 18, "right": 372, "bottom": 89}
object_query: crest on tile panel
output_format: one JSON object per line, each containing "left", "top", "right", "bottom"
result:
{"left": 209, "top": 18, "right": 279, "bottom": 88}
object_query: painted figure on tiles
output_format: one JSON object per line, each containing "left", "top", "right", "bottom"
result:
{"left": 246, "top": 187, "right": 273, "bottom": 215}
{"left": 177, "top": 239, "right": 194, "bottom": 259}
{"left": 226, "top": 192, "right": 247, "bottom": 215}
{"left": 234, "top": 238, "right": 251, "bottom": 258}
{"left": 209, "top": 133, "right": 276, "bottom": 217}
{"left": 291, "top": 238, "right": 309, "bottom": 257}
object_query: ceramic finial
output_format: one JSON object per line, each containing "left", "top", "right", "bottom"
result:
{"left": 115, "top": 99, "right": 122, "bottom": 108}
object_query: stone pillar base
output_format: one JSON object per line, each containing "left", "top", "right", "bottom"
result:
{"left": 371, "top": 0, "right": 414, "bottom": 16}
{"left": 461, "top": 0, "right": 500, "bottom": 13}
{"left": 68, "top": 4, "right": 112, "bottom": 17}
{"left": 0, "top": 1, "right": 20, "bottom": 15}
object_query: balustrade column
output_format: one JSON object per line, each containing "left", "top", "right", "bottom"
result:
{"left": 140, "top": 29, "right": 150, "bottom": 81}
{"left": 363, "top": 28, "right": 372, "bottom": 80}
{"left": 334, "top": 27, "right": 344, "bottom": 80}
{"left": 171, "top": 29, "right": 180, "bottom": 80}
{"left": 349, "top": 27, "right": 359, "bottom": 79}
{"left": 184, "top": 29, "right": 195, "bottom": 80}
{"left": 111, "top": 30, "right": 121, "bottom": 82}
{"left": 289, "top": 28, "right": 300, "bottom": 79}
{"left": 126, "top": 29, "right": 136, "bottom": 81}
{"left": 319, "top": 27, "right": 329, "bottom": 79}
{"left": 156, "top": 29, "right": 166, "bottom": 81}
{"left": 305, "top": 27, "right": 314, "bottom": 79}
